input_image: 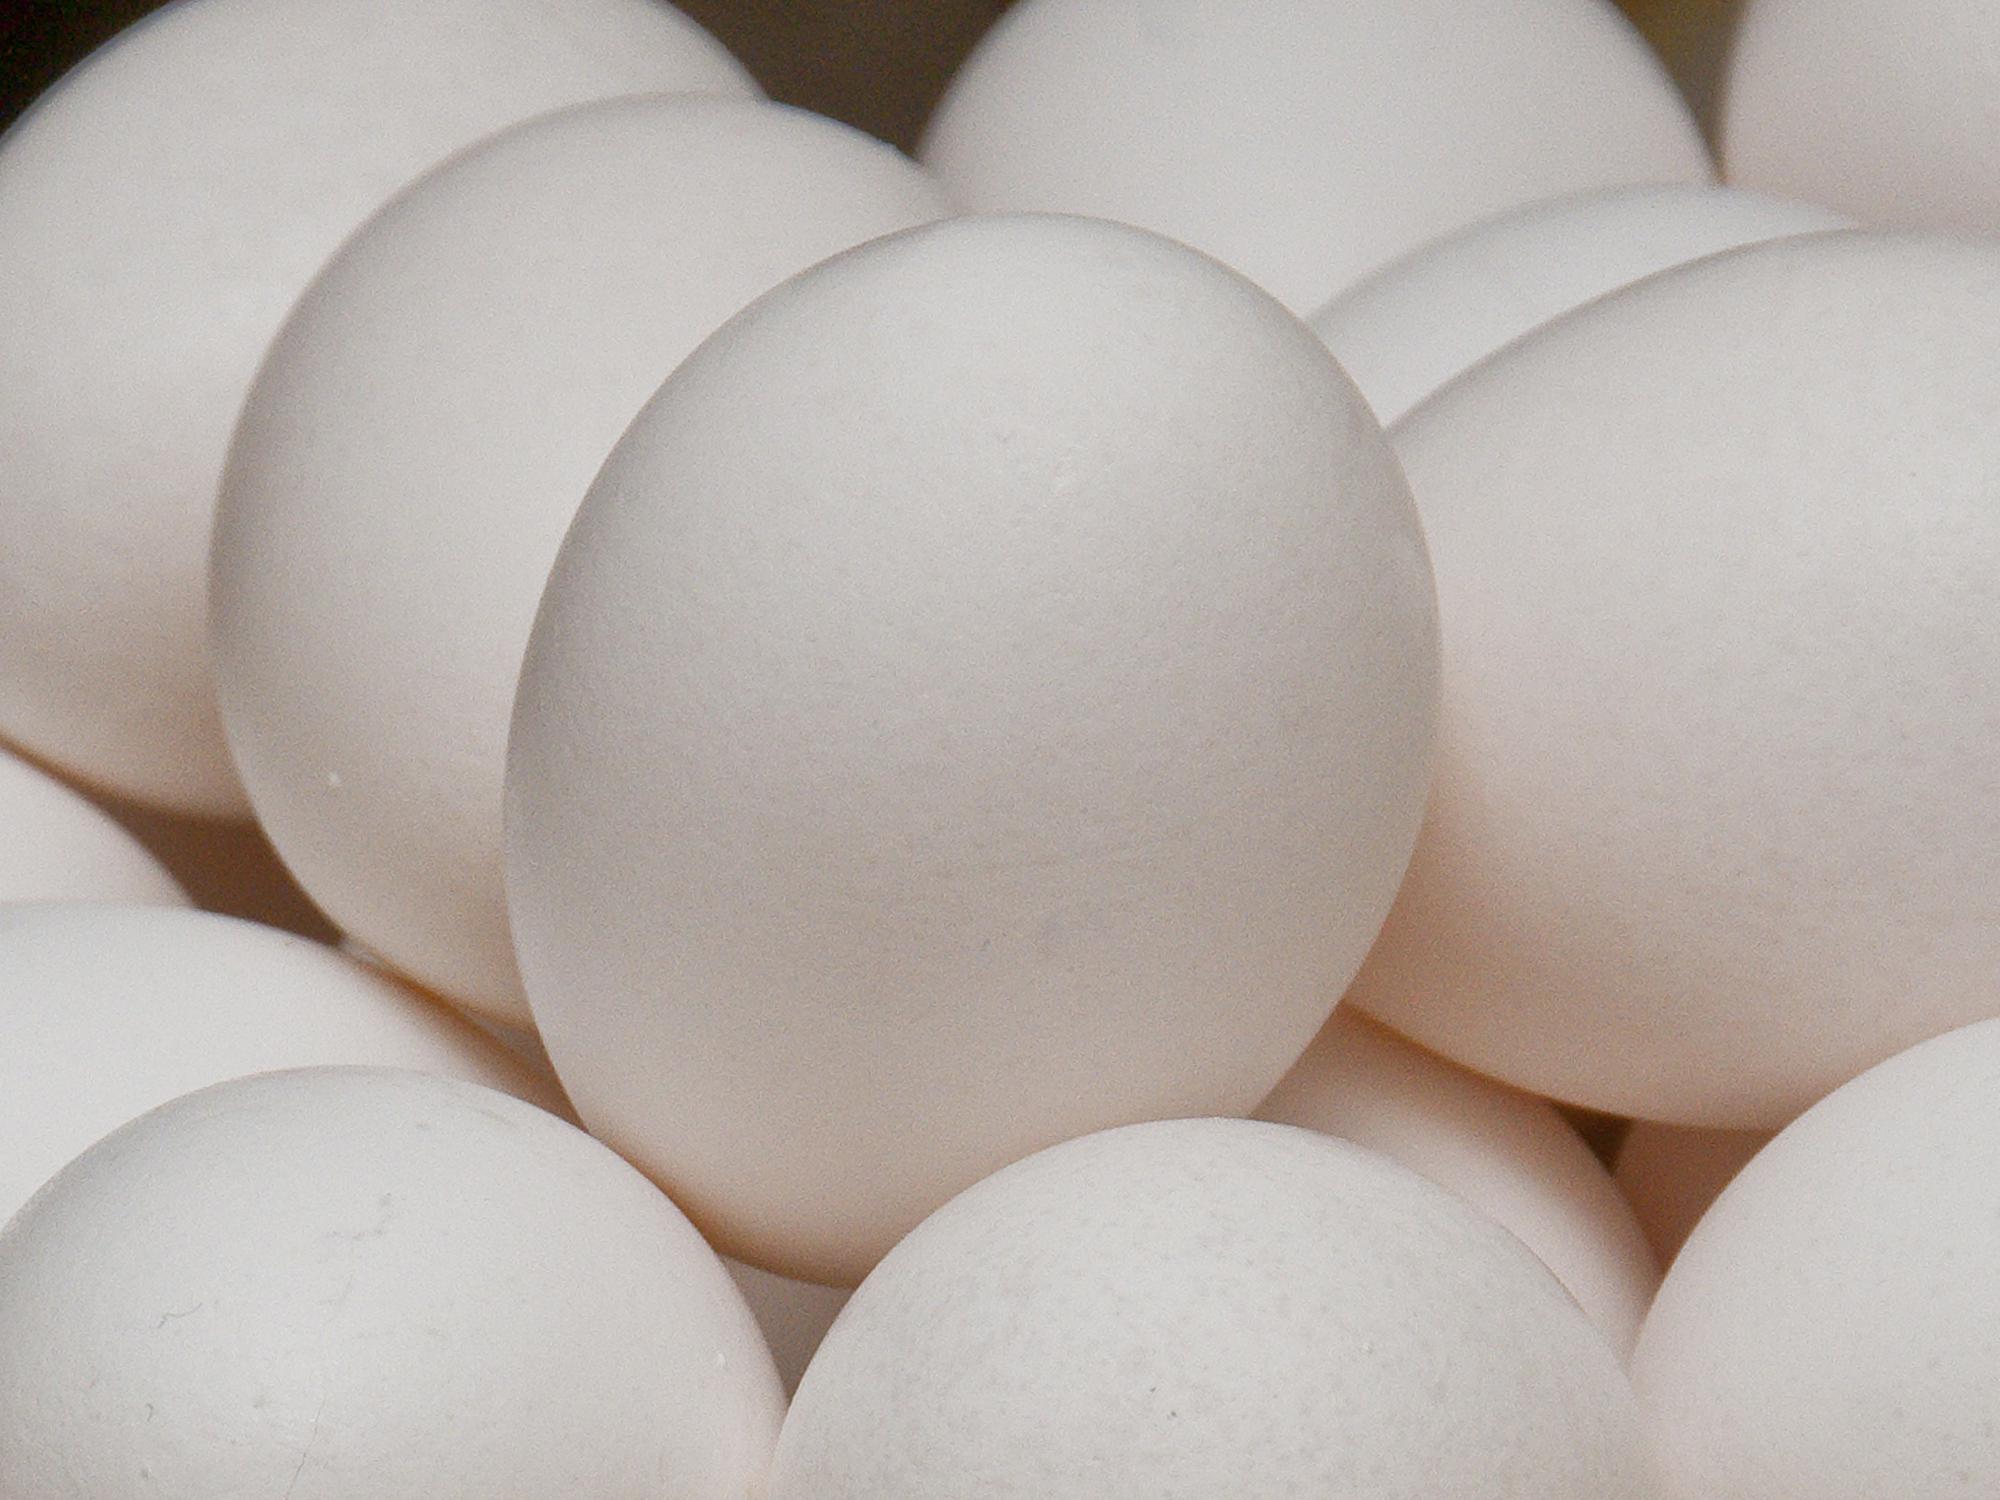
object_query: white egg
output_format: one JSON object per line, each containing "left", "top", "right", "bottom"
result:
{"left": 1347, "top": 230, "right": 2000, "bottom": 1128}
{"left": 1311, "top": 184, "right": 1848, "bottom": 427}
{"left": 0, "top": 904, "right": 558, "bottom": 1222}
{"left": 724, "top": 1260, "right": 851, "bottom": 1397}
{"left": 1614, "top": 1121, "right": 1771, "bottom": 1268}
{"left": 0, "top": 745, "right": 188, "bottom": 906}
{"left": 211, "top": 95, "right": 948, "bottom": 1024}
{"left": 1722, "top": 0, "right": 2000, "bottom": 232}
{"left": 506, "top": 213, "right": 1440, "bottom": 1283}
{"left": 919, "top": 0, "right": 1711, "bottom": 312}
{"left": 0, "top": 1067, "right": 784, "bottom": 1498}
{"left": 0, "top": 0, "right": 753, "bottom": 818}
{"left": 1632, "top": 1018, "right": 2000, "bottom": 1499}
{"left": 1258, "top": 1008, "right": 1659, "bottom": 1358}
{"left": 771, "top": 1118, "right": 1659, "bottom": 1499}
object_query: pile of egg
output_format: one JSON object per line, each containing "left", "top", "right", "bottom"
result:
{"left": 1, "top": 0, "right": 1995, "bottom": 1493}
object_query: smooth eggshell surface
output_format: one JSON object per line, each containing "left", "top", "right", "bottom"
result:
{"left": 1348, "top": 230, "right": 2000, "bottom": 1128}
{"left": 0, "top": 746, "right": 188, "bottom": 907}
{"left": 1614, "top": 1121, "right": 1771, "bottom": 1268}
{"left": 506, "top": 213, "right": 1441, "bottom": 1284}
{"left": 1632, "top": 1018, "right": 2000, "bottom": 1499}
{"left": 0, "top": 1067, "right": 784, "bottom": 1499}
{"left": 212, "top": 95, "right": 948, "bottom": 1023}
{"left": 771, "top": 1118, "right": 1660, "bottom": 1499}
{"left": 0, "top": 904, "right": 558, "bottom": 1224}
{"left": 1257, "top": 1008, "right": 1659, "bottom": 1358}
{"left": 1310, "top": 184, "right": 1848, "bottom": 426}
{"left": 1722, "top": 0, "right": 2000, "bottom": 233}
{"left": 0, "top": 0, "right": 753, "bottom": 817}
{"left": 919, "top": 0, "right": 1712, "bottom": 313}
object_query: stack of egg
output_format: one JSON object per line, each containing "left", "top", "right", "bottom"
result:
{"left": 0, "top": 0, "right": 1994, "bottom": 1494}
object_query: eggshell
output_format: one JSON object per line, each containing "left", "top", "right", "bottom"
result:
{"left": 212, "top": 97, "right": 948, "bottom": 1024}
{"left": 0, "top": 904, "right": 558, "bottom": 1223}
{"left": 1721, "top": 0, "right": 2000, "bottom": 232}
{"left": 1347, "top": 230, "right": 2000, "bottom": 1127}
{"left": 0, "top": 745, "right": 188, "bottom": 906}
{"left": 1310, "top": 184, "right": 1847, "bottom": 427}
{"left": 0, "top": 1066, "right": 784, "bottom": 1498}
{"left": 1257, "top": 1008, "right": 1659, "bottom": 1357}
{"left": 0, "top": 0, "right": 753, "bottom": 818}
{"left": 1631, "top": 1018, "right": 2000, "bottom": 1499}
{"left": 919, "top": 0, "right": 1712, "bottom": 313}
{"left": 770, "top": 1118, "right": 1660, "bottom": 1499}
{"left": 1614, "top": 1121, "right": 1770, "bottom": 1267}
{"left": 725, "top": 1260, "right": 851, "bottom": 1397}
{"left": 506, "top": 212, "right": 1441, "bottom": 1283}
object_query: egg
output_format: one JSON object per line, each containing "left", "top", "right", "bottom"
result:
{"left": 1310, "top": 184, "right": 1848, "bottom": 427}
{"left": 211, "top": 95, "right": 949, "bottom": 1024}
{"left": 0, "top": 904, "right": 558, "bottom": 1222}
{"left": 506, "top": 212, "right": 1440, "bottom": 1283}
{"left": 1347, "top": 230, "right": 2000, "bottom": 1128}
{"left": 0, "top": 1067, "right": 784, "bottom": 1497}
{"left": 919, "top": 0, "right": 1712, "bottom": 313}
{"left": 1632, "top": 1018, "right": 2000, "bottom": 1499}
{"left": 1721, "top": 0, "right": 2000, "bottom": 232}
{"left": 0, "top": 0, "right": 753, "bottom": 818}
{"left": 725, "top": 1260, "right": 851, "bottom": 1397}
{"left": 0, "top": 745, "right": 188, "bottom": 906}
{"left": 1257, "top": 1008, "right": 1659, "bottom": 1357}
{"left": 770, "top": 1118, "right": 1659, "bottom": 1498}
{"left": 1614, "top": 1121, "right": 1771, "bottom": 1267}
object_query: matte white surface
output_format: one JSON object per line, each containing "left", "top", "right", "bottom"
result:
{"left": 507, "top": 213, "right": 1440, "bottom": 1283}
{"left": 1349, "top": 230, "right": 2000, "bottom": 1127}
{"left": 1310, "top": 185, "right": 1847, "bottom": 426}
{"left": 1614, "top": 1121, "right": 1770, "bottom": 1268}
{"left": 725, "top": 1260, "right": 850, "bottom": 1397}
{"left": 1258, "top": 1008, "right": 1659, "bottom": 1358}
{"left": 920, "top": 0, "right": 1712, "bottom": 312}
{"left": 1632, "top": 1019, "right": 2000, "bottom": 1499}
{"left": 1722, "top": 0, "right": 2000, "bottom": 233}
{"left": 0, "top": 1067, "right": 784, "bottom": 1498}
{"left": 0, "top": 0, "right": 753, "bottom": 816}
{"left": 213, "top": 95, "right": 948, "bottom": 1023}
{"left": 0, "top": 904, "right": 557, "bottom": 1224}
{"left": 0, "top": 746, "right": 188, "bottom": 906}
{"left": 771, "top": 1119, "right": 1660, "bottom": 1499}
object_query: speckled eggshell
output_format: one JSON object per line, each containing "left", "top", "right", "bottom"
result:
{"left": 1632, "top": 1018, "right": 2000, "bottom": 1499}
{"left": 0, "top": 1067, "right": 784, "bottom": 1498}
{"left": 506, "top": 212, "right": 1441, "bottom": 1284}
{"left": 1347, "top": 230, "right": 2000, "bottom": 1128}
{"left": 0, "top": 904, "right": 561, "bottom": 1223}
{"left": 919, "top": 0, "right": 1712, "bottom": 313}
{"left": 0, "top": 0, "right": 753, "bottom": 818}
{"left": 212, "top": 95, "right": 948, "bottom": 1025}
{"left": 0, "top": 746, "right": 188, "bottom": 906}
{"left": 1722, "top": 0, "right": 2000, "bottom": 233}
{"left": 725, "top": 1260, "right": 851, "bottom": 1397}
{"left": 769, "top": 1118, "right": 1660, "bottom": 1499}
{"left": 1258, "top": 1007, "right": 1659, "bottom": 1358}
{"left": 1614, "top": 1121, "right": 1771, "bottom": 1268}
{"left": 1310, "top": 184, "right": 1848, "bottom": 426}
